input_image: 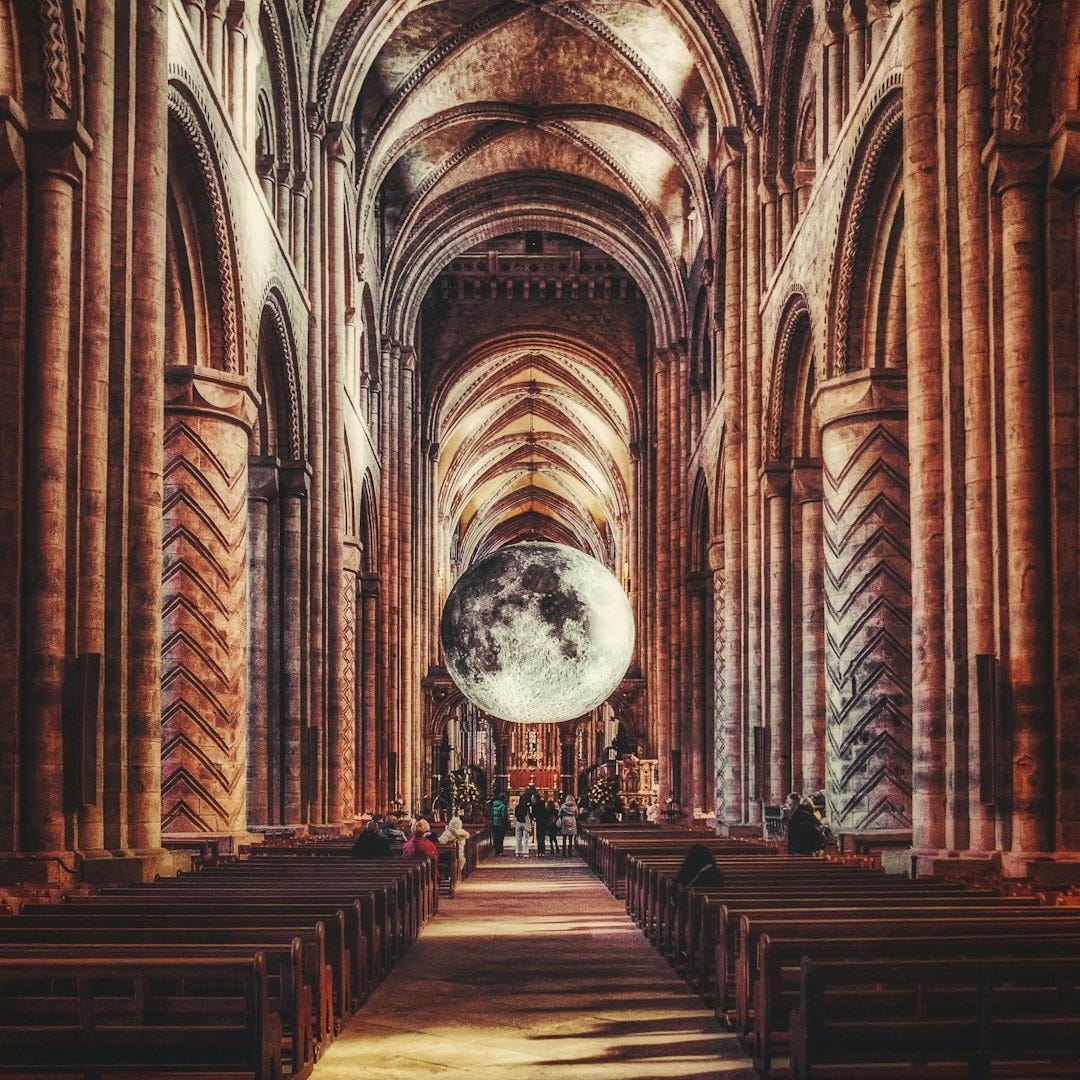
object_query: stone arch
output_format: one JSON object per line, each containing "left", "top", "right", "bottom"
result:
{"left": 167, "top": 80, "right": 245, "bottom": 375}
{"left": 253, "top": 286, "right": 304, "bottom": 462}
{"left": 765, "top": 290, "right": 813, "bottom": 465}
{"left": 828, "top": 87, "right": 904, "bottom": 377}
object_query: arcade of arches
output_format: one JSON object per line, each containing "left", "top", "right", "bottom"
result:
{"left": 2, "top": 0, "right": 1080, "bottom": 885}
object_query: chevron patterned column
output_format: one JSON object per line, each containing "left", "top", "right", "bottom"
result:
{"left": 340, "top": 541, "right": 361, "bottom": 820}
{"left": 161, "top": 369, "right": 257, "bottom": 837}
{"left": 817, "top": 370, "right": 912, "bottom": 833}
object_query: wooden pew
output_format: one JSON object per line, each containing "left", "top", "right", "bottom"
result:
{"left": 787, "top": 955, "right": 1080, "bottom": 1080}
{"left": 752, "top": 928, "right": 1080, "bottom": 1077}
{"left": 0, "top": 954, "right": 283, "bottom": 1079}
{"left": 0, "top": 930, "right": 320, "bottom": 1073}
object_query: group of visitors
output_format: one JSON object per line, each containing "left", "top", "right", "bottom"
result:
{"left": 348, "top": 809, "right": 470, "bottom": 867}
{"left": 506, "top": 791, "right": 579, "bottom": 857}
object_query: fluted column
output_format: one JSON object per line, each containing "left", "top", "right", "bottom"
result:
{"left": 20, "top": 131, "right": 86, "bottom": 853}
{"left": 161, "top": 369, "right": 257, "bottom": 837}
{"left": 987, "top": 139, "right": 1053, "bottom": 854}
{"left": 763, "top": 468, "right": 792, "bottom": 805}
{"left": 817, "top": 369, "right": 912, "bottom": 833}
{"left": 127, "top": 0, "right": 169, "bottom": 854}
{"left": 792, "top": 464, "right": 826, "bottom": 795}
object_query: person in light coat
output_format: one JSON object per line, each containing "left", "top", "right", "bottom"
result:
{"left": 558, "top": 794, "right": 579, "bottom": 857}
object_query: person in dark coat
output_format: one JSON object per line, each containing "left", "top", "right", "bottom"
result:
{"left": 674, "top": 844, "right": 725, "bottom": 891}
{"left": 533, "top": 796, "right": 551, "bottom": 856}
{"left": 350, "top": 818, "right": 391, "bottom": 858}
{"left": 786, "top": 795, "right": 827, "bottom": 855}
{"left": 490, "top": 792, "right": 508, "bottom": 855}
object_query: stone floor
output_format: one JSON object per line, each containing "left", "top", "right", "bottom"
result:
{"left": 311, "top": 847, "right": 757, "bottom": 1080}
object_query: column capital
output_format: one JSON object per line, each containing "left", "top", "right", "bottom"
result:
{"left": 29, "top": 119, "right": 92, "bottom": 183}
{"left": 164, "top": 365, "right": 260, "bottom": 431}
{"left": 279, "top": 460, "right": 312, "bottom": 498}
{"left": 324, "top": 121, "right": 355, "bottom": 167}
{"left": 813, "top": 367, "right": 908, "bottom": 430}
{"left": 1050, "top": 113, "right": 1080, "bottom": 191}
{"left": 707, "top": 537, "right": 725, "bottom": 571}
{"left": 760, "top": 464, "right": 791, "bottom": 498}
{"left": 342, "top": 538, "right": 362, "bottom": 575}
{"left": 791, "top": 460, "right": 824, "bottom": 503}
{"left": 248, "top": 457, "right": 280, "bottom": 500}
{"left": 983, "top": 131, "right": 1050, "bottom": 193}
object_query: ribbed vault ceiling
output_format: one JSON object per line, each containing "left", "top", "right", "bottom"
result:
{"left": 309, "top": 0, "right": 760, "bottom": 569}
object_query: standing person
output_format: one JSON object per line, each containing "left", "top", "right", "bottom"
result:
{"left": 558, "top": 794, "right": 579, "bottom": 857}
{"left": 490, "top": 791, "right": 508, "bottom": 856}
{"left": 532, "top": 795, "right": 551, "bottom": 856}
{"left": 513, "top": 794, "right": 531, "bottom": 857}
{"left": 545, "top": 799, "right": 559, "bottom": 855}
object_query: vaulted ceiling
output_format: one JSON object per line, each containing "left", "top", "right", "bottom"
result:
{"left": 308, "top": 0, "right": 762, "bottom": 571}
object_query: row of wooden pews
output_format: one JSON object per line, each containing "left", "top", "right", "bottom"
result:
{"left": 581, "top": 823, "right": 1080, "bottom": 1078}
{"left": 0, "top": 840, "right": 446, "bottom": 1079}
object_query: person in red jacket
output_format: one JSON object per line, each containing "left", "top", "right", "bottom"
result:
{"left": 403, "top": 818, "right": 438, "bottom": 861}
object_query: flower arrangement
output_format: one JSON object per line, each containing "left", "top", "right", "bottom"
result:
{"left": 449, "top": 770, "right": 481, "bottom": 813}
{"left": 587, "top": 774, "right": 616, "bottom": 806}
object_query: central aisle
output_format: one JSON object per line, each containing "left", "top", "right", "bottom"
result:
{"left": 312, "top": 852, "right": 757, "bottom": 1080}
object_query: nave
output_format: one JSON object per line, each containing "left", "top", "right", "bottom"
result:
{"left": 313, "top": 852, "right": 754, "bottom": 1080}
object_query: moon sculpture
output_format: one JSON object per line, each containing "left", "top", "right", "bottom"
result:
{"left": 440, "top": 542, "right": 635, "bottom": 724}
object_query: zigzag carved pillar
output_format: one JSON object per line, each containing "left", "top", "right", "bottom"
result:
{"left": 708, "top": 539, "right": 727, "bottom": 824}
{"left": 161, "top": 368, "right": 257, "bottom": 837}
{"left": 339, "top": 541, "right": 361, "bottom": 820}
{"left": 792, "top": 464, "right": 826, "bottom": 795}
{"left": 817, "top": 369, "right": 913, "bottom": 834}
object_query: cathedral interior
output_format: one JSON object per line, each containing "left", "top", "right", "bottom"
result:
{"left": 2, "top": 0, "right": 1080, "bottom": 889}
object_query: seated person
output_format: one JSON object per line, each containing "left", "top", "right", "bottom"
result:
{"left": 403, "top": 819, "right": 438, "bottom": 861}
{"left": 786, "top": 795, "right": 828, "bottom": 854}
{"left": 674, "top": 844, "right": 725, "bottom": 891}
{"left": 379, "top": 813, "right": 408, "bottom": 843}
{"left": 349, "top": 816, "right": 391, "bottom": 858}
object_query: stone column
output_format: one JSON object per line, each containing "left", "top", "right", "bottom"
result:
{"left": 903, "top": 0, "right": 948, "bottom": 852}
{"left": 206, "top": 0, "right": 226, "bottom": 87}
{"left": 763, "top": 468, "right": 792, "bottom": 805}
{"left": 339, "top": 542, "right": 361, "bottom": 820}
{"left": 761, "top": 180, "right": 777, "bottom": 281}
{"left": 246, "top": 461, "right": 278, "bottom": 828}
{"left": 844, "top": 2, "right": 867, "bottom": 112}
{"left": 957, "top": 0, "right": 996, "bottom": 851}
{"left": 78, "top": 0, "right": 118, "bottom": 855}
{"left": 0, "top": 99, "right": 26, "bottom": 854}
{"left": 226, "top": 2, "right": 247, "bottom": 139}
{"left": 826, "top": 30, "right": 845, "bottom": 148}
{"left": 719, "top": 137, "right": 745, "bottom": 824}
{"left": 161, "top": 369, "right": 257, "bottom": 836}
{"left": 816, "top": 369, "right": 912, "bottom": 833}
{"left": 688, "top": 574, "right": 707, "bottom": 813}
{"left": 708, "top": 539, "right": 726, "bottom": 822}
{"left": 987, "top": 138, "right": 1053, "bottom": 854}
{"left": 20, "top": 129, "right": 86, "bottom": 853}
{"left": 127, "top": 0, "right": 170, "bottom": 857}
{"left": 360, "top": 574, "right": 379, "bottom": 813}
{"left": 400, "top": 350, "right": 417, "bottom": 811}
{"left": 280, "top": 465, "right": 308, "bottom": 824}
{"left": 792, "top": 464, "right": 826, "bottom": 795}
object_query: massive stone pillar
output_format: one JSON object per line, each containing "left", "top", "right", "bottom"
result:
{"left": 688, "top": 574, "right": 708, "bottom": 813}
{"left": 793, "top": 465, "right": 826, "bottom": 795}
{"left": 817, "top": 370, "right": 912, "bottom": 834}
{"left": 708, "top": 538, "right": 726, "bottom": 822}
{"left": 763, "top": 470, "right": 792, "bottom": 805}
{"left": 20, "top": 131, "right": 86, "bottom": 854}
{"left": 160, "top": 369, "right": 256, "bottom": 837}
{"left": 987, "top": 139, "right": 1054, "bottom": 855}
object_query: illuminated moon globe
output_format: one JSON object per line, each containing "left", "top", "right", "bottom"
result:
{"left": 440, "top": 542, "right": 635, "bottom": 724}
